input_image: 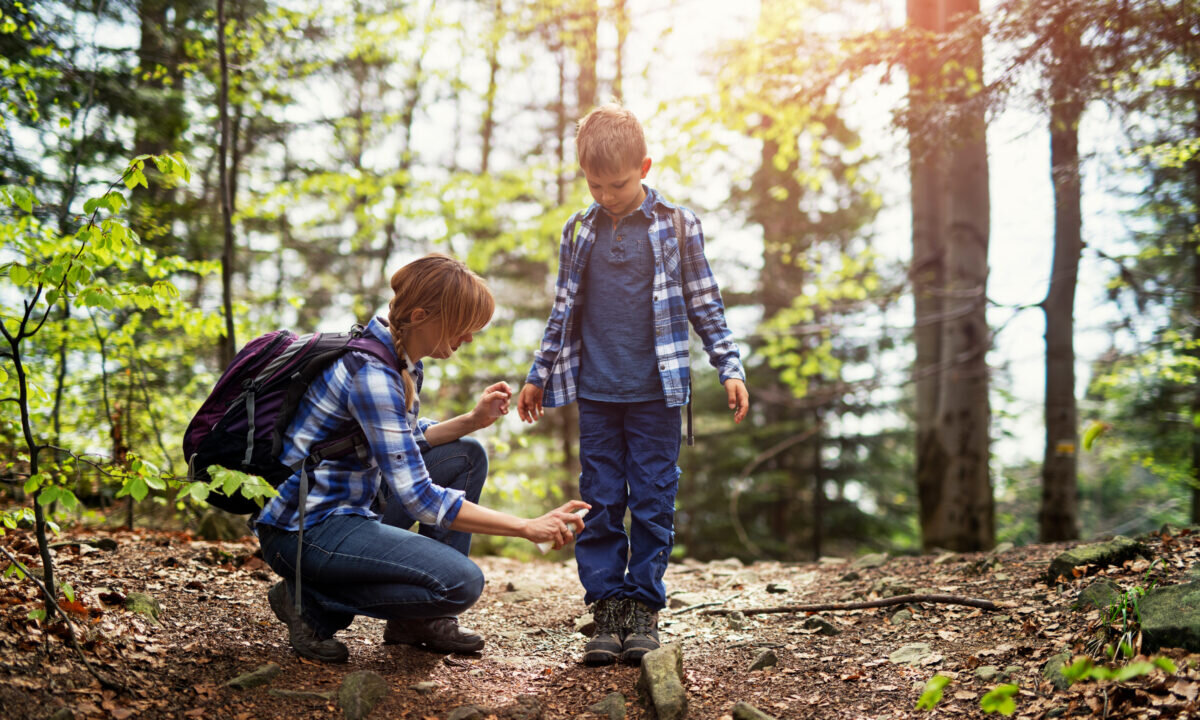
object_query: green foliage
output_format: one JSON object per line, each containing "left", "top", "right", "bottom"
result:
{"left": 1061, "top": 656, "right": 1177, "bottom": 685}
{"left": 915, "top": 674, "right": 951, "bottom": 711}
{"left": 979, "top": 684, "right": 1019, "bottom": 716}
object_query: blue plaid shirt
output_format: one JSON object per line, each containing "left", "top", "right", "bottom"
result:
{"left": 526, "top": 187, "right": 745, "bottom": 408}
{"left": 254, "top": 317, "right": 464, "bottom": 532}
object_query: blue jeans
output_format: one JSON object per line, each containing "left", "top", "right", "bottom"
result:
{"left": 258, "top": 438, "right": 489, "bottom": 637}
{"left": 575, "top": 398, "right": 681, "bottom": 611}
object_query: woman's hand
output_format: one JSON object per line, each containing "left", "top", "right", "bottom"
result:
{"left": 470, "top": 381, "right": 512, "bottom": 429}
{"left": 520, "top": 500, "right": 590, "bottom": 550}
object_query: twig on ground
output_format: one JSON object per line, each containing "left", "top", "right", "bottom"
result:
{"left": 671, "top": 592, "right": 743, "bottom": 615}
{"left": 0, "top": 544, "right": 126, "bottom": 691}
{"left": 700, "top": 593, "right": 1001, "bottom": 616}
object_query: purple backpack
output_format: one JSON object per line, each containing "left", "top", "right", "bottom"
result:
{"left": 183, "top": 323, "right": 398, "bottom": 514}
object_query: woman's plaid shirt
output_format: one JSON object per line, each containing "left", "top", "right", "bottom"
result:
{"left": 525, "top": 187, "right": 745, "bottom": 408}
{"left": 254, "top": 317, "right": 464, "bottom": 532}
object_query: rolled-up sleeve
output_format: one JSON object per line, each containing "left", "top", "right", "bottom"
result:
{"left": 346, "top": 363, "right": 464, "bottom": 529}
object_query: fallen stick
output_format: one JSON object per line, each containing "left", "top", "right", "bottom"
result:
{"left": 700, "top": 593, "right": 1001, "bottom": 616}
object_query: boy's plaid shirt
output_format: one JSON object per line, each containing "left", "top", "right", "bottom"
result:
{"left": 525, "top": 187, "right": 745, "bottom": 408}
{"left": 254, "top": 317, "right": 464, "bottom": 533}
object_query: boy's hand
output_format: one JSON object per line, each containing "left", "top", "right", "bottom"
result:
{"left": 517, "top": 383, "right": 545, "bottom": 423}
{"left": 471, "top": 381, "right": 512, "bottom": 429}
{"left": 724, "top": 378, "right": 749, "bottom": 424}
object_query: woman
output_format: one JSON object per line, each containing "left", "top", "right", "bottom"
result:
{"left": 255, "top": 254, "right": 588, "bottom": 663}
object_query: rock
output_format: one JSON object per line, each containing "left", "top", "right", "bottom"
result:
{"left": 765, "top": 583, "right": 791, "bottom": 594}
{"left": 932, "top": 552, "right": 957, "bottom": 565}
{"left": 1139, "top": 581, "right": 1200, "bottom": 652}
{"left": 339, "top": 671, "right": 389, "bottom": 720}
{"left": 123, "top": 592, "right": 162, "bottom": 624}
{"left": 409, "top": 681, "right": 438, "bottom": 694}
{"left": 974, "top": 665, "right": 1000, "bottom": 682}
{"left": 1042, "top": 652, "right": 1073, "bottom": 691}
{"left": 818, "top": 556, "right": 847, "bottom": 566}
{"left": 668, "top": 592, "right": 705, "bottom": 609}
{"left": 637, "top": 644, "right": 687, "bottom": 720}
{"left": 726, "top": 611, "right": 747, "bottom": 631}
{"left": 1045, "top": 536, "right": 1147, "bottom": 583}
{"left": 448, "top": 706, "right": 490, "bottom": 720}
{"left": 49, "top": 708, "right": 74, "bottom": 720}
{"left": 576, "top": 612, "right": 596, "bottom": 636}
{"left": 888, "top": 642, "right": 932, "bottom": 666}
{"left": 801, "top": 616, "right": 840, "bottom": 636}
{"left": 588, "top": 692, "right": 626, "bottom": 720}
{"left": 839, "top": 570, "right": 860, "bottom": 582}
{"left": 991, "top": 541, "right": 1014, "bottom": 555}
{"left": 269, "top": 689, "right": 335, "bottom": 701}
{"left": 1003, "top": 665, "right": 1024, "bottom": 679}
{"left": 852, "top": 552, "right": 888, "bottom": 569}
{"left": 870, "top": 576, "right": 913, "bottom": 597}
{"left": 226, "top": 663, "right": 281, "bottom": 690}
{"left": 1075, "top": 579, "right": 1123, "bottom": 611}
{"left": 496, "top": 694, "right": 542, "bottom": 720}
{"left": 890, "top": 609, "right": 912, "bottom": 626}
{"left": 731, "top": 701, "right": 778, "bottom": 720}
{"left": 196, "top": 510, "right": 246, "bottom": 541}
{"left": 748, "top": 649, "right": 778, "bottom": 671}
{"left": 712, "top": 557, "right": 744, "bottom": 569}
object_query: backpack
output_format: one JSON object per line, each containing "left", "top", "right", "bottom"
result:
{"left": 183, "top": 323, "right": 398, "bottom": 514}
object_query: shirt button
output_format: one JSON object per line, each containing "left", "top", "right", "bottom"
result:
{"left": 659, "top": 364, "right": 666, "bottom": 370}
{"left": 616, "top": 235, "right": 623, "bottom": 242}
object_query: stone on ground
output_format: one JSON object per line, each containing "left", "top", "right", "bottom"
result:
{"left": 1045, "top": 536, "right": 1146, "bottom": 583}
{"left": 801, "top": 616, "right": 840, "bottom": 636}
{"left": 748, "top": 649, "right": 777, "bottom": 671}
{"left": 225, "top": 663, "right": 281, "bottom": 690}
{"left": 448, "top": 705, "right": 490, "bottom": 720}
{"left": 852, "top": 552, "right": 888, "bottom": 569}
{"left": 1042, "top": 652, "right": 1073, "bottom": 691}
{"left": 732, "top": 702, "right": 779, "bottom": 720}
{"left": 637, "top": 643, "right": 688, "bottom": 720}
{"left": 1139, "top": 581, "right": 1200, "bottom": 652}
{"left": 888, "top": 643, "right": 932, "bottom": 665}
{"left": 1075, "top": 579, "right": 1123, "bottom": 611}
{"left": 339, "top": 670, "right": 388, "bottom": 720}
{"left": 123, "top": 592, "right": 162, "bottom": 624}
{"left": 588, "top": 692, "right": 626, "bottom": 720}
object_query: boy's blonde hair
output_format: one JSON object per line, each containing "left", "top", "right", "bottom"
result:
{"left": 576, "top": 103, "right": 647, "bottom": 175}
{"left": 387, "top": 253, "right": 494, "bottom": 410}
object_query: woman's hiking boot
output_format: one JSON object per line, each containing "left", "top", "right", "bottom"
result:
{"left": 620, "top": 600, "right": 660, "bottom": 665}
{"left": 267, "top": 582, "right": 349, "bottom": 663}
{"left": 383, "top": 617, "right": 485, "bottom": 653}
{"left": 583, "top": 597, "right": 627, "bottom": 666}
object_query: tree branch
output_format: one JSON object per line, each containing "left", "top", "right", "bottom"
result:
{"left": 701, "top": 593, "right": 1001, "bottom": 616}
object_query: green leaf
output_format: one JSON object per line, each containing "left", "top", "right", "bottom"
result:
{"left": 27, "top": 608, "right": 46, "bottom": 621}
{"left": 36, "top": 486, "right": 60, "bottom": 506}
{"left": 1061, "top": 657, "right": 1093, "bottom": 684}
{"left": 1082, "top": 421, "right": 1109, "bottom": 451}
{"left": 1153, "top": 656, "right": 1178, "bottom": 674}
{"left": 916, "top": 674, "right": 951, "bottom": 711}
{"left": 979, "top": 684, "right": 1019, "bottom": 716}
{"left": 126, "top": 476, "right": 149, "bottom": 502}
{"left": 8, "top": 264, "right": 29, "bottom": 285}
{"left": 1111, "top": 661, "right": 1157, "bottom": 682}
{"left": 62, "top": 582, "right": 75, "bottom": 603}
{"left": 10, "top": 186, "right": 33, "bottom": 213}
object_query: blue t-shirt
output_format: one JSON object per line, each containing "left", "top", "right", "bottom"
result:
{"left": 578, "top": 193, "right": 664, "bottom": 403}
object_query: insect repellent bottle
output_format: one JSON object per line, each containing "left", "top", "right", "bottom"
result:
{"left": 536, "top": 507, "right": 589, "bottom": 554}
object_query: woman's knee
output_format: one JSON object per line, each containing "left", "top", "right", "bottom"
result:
{"left": 441, "top": 558, "right": 485, "bottom": 612}
{"left": 457, "top": 436, "right": 488, "bottom": 500}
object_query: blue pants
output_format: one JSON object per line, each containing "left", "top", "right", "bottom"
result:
{"left": 575, "top": 398, "right": 681, "bottom": 611}
{"left": 258, "top": 438, "right": 489, "bottom": 638}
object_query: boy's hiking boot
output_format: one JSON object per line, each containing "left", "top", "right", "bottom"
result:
{"left": 267, "top": 582, "right": 349, "bottom": 663}
{"left": 583, "top": 597, "right": 627, "bottom": 666}
{"left": 620, "top": 600, "right": 660, "bottom": 665}
{"left": 383, "top": 617, "right": 485, "bottom": 653}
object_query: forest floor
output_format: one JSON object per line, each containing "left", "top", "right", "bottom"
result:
{"left": 1, "top": 524, "right": 1199, "bottom": 720}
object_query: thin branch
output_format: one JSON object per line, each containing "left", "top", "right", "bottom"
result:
{"left": 701, "top": 593, "right": 1001, "bottom": 616}
{"left": 0, "top": 544, "right": 125, "bottom": 691}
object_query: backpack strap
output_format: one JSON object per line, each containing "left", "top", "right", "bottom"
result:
{"left": 672, "top": 207, "right": 694, "bottom": 448}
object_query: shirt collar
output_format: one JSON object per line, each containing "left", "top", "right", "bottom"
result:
{"left": 583, "top": 185, "right": 675, "bottom": 223}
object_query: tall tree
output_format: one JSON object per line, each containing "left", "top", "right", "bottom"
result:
{"left": 907, "top": 0, "right": 994, "bottom": 551}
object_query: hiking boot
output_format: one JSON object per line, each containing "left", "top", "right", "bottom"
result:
{"left": 267, "top": 582, "right": 349, "bottom": 663}
{"left": 583, "top": 597, "right": 627, "bottom": 666}
{"left": 383, "top": 616, "right": 485, "bottom": 653}
{"left": 620, "top": 600, "right": 660, "bottom": 665}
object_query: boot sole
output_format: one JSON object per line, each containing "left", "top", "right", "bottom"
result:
{"left": 583, "top": 649, "right": 620, "bottom": 666}
{"left": 268, "top": 584, "right": 348, "bottom": 663}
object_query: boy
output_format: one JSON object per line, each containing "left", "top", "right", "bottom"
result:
{"left": 517, "top": 103, "right": 749, "bottom": 666}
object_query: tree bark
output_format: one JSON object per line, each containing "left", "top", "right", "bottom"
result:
{"left": 1039, "top": 14, "right": 1084, "bottom": 542}
{"left": 216, "top": 0, "right": 236, "bottom": 367}
{"left": 909, "top": 0, "right": 994, "bottom": 552}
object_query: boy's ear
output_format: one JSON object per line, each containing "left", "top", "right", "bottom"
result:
{"left": 640, "top": 156, "right": 652, "bottom": 178}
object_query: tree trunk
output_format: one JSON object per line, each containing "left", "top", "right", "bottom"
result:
{"left": 1039, "top": 16, "right": 1084, "bottom": 542}
{"left": 909, "top": 0, "right": 994, "bottom": 552}
{"left": 216, "top": 0, "right": 236, "bottom": 367}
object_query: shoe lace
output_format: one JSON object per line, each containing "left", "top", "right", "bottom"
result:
{"left": 627, "top": 602, "right": 657, "bottom": 635}
{"left": 593, "top": 598, "right": 627, "bottom": 634}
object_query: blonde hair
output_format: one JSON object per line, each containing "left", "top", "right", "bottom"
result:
{"left": 386, "top": 253, "right": 494, "bottom": 410}
{"left": 575, "top": 103, "right": 647, "bottom": 176}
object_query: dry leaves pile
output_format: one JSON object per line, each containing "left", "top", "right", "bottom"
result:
{"left": 1, "top": 526, "right": 1197, "bottom": 719}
